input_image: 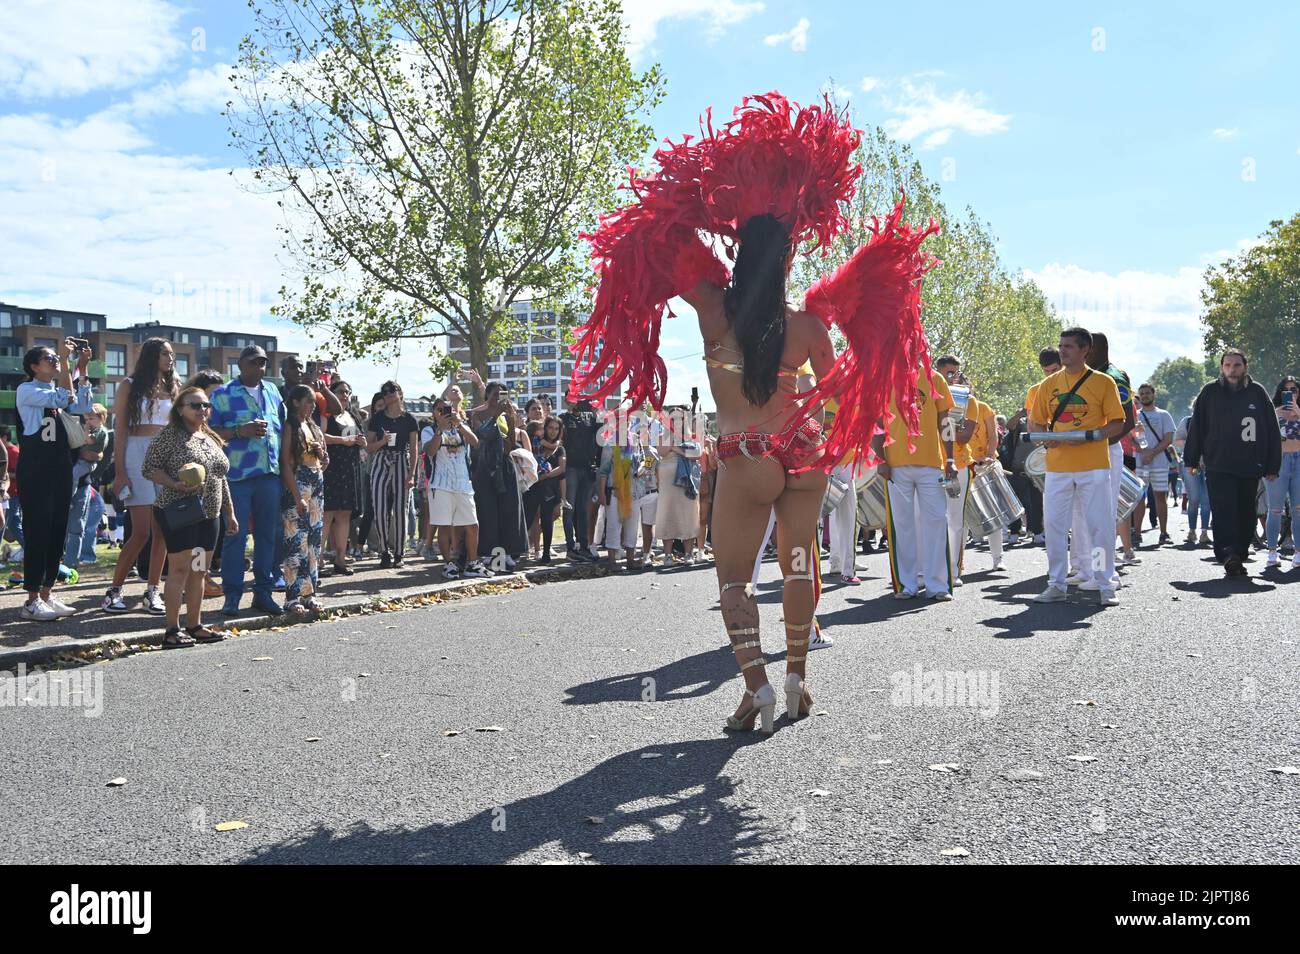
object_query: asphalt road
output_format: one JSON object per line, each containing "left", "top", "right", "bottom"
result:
{"left": 2, "top": 535, "right": 1297, "bottom": 865}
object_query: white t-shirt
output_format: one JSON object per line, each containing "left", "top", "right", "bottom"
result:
{"left": 1136, "top": 406, "right": 1175, "bottom": 461}
{"left": 426, "top": 426, "right": 473, "bottom": 495}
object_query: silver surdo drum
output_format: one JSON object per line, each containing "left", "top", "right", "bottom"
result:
{"left": 963, "top": 461, "right": 1025, "bottom": 537}
{"left": 1117, "top": 467, "right": 1146, "bottom": 523}
{"left": 1025, "top": 446, "right": 1048, "bottom": 493}
{"left": 856, "top": 469, "right": 887, "bottom": 530}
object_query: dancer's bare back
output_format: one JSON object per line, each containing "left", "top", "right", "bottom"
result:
{"left": 683, "top": 281, "right": 836, "bottom": 437}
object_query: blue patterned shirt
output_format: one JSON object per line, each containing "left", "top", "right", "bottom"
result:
{"left": 210, "top": 378, "right": 284, "bottom": 481}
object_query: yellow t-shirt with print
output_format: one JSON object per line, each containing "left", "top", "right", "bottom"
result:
{"left": 885, "top": 370, "right": 954, "bottom": 470}
{"left": 966, "top": 397, "right": 995, "bottom": 462}
{"left": 824, "top": 396, "right": 856, "bottom": 467}
{"left": 1031, "top": 367, "right": 1124, "bottom": 472}
{"left": 1025, "top": 382, "right": 1040, "bottom": 414}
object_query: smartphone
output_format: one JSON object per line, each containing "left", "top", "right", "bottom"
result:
{"left": 68, "top": 337, "right": 91, "bottom": 352}
{"left": 1285, "top": 391, "right": 1296, "bottom": 408}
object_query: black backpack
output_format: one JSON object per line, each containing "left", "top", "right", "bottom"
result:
{"left": 562, "top": 411, "right": 599, "bottom": 470}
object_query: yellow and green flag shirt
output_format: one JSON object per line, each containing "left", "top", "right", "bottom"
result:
{"left": 1030, "top": 366, "right": 1123, "bottom": 472}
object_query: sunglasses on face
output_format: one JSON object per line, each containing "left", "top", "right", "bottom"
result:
{"left": 38, "top": 353, "right": 58, "bottom": 364}
{"left": 186, "top": 401, "right": 212, "bottom": 411}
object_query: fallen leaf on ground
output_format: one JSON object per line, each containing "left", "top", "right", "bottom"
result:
{"left": 586, "top": 816, "right": 604, "bottom": 825}
{"left": 1068, "top": 754, "right": 1099, "bottom": 763}
{"left": 928, "top": 763, "right": 961, "bottom": 773}
{"left": 215, "top": 821, "right": 248, "bottom": 832}
{"left": 252, "top": 656, "right": 272, "bottom": 662}
{"left": 1187, "top": 653, "right": 1202, "bottom": 658}
{"left": 940, "top": 847, "right": 970, "bottom": 858}
{"left": 1101, "top": 723, "right": 1120, "bottom": 729}
{"left": 1269, "top": 766, "right": 1300, "bottom": 775}
{"left": 640, "top": 753, "right": 662, "bottom": 760}
{"left": 1072, "top": 700, "right": 1098, "bottom": 706}
{"left": 875, "top": 759, "right": 893, "bottom": 765}
{"left": 474, "top": 725, "right": 504, "bottom": 732}
{"left": 1003, "top": 769, "right": 1044, "bottom": 781}
{"left": 359, "top": 672, "right": 371, "bottom": 678}
{"left": 304, "top": 737, "right": 321, "bottom": 743}
{"left": 443, "top": 730, "right": 460, "bottom": 737}
{"left": 808, "top": 789, "right": 831, "bottom": 797}
{"left": 294, "top": 647, "right": 306, "bottom": 651}
{"left": 577, "top": 851, "right": 593, "bottom": 860}
{"left": 106, "top": 777, "right": 127, "bottom": 787}
{"left": 241, "top": 688, "right": 252, "bottom": 693}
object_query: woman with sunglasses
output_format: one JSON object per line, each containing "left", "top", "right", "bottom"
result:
{"left": 365, "top": 381, "right": 420, "bottom": 567}
{"left": 15, "top": 339, "right": 94, "bottom": 621}
{"left": 139, "top": 386, "right": 237, "bottom": 646}
{"left": 322, "top": 379, "right": 366, "bottom": 575}
{"left": 281, "top": 385, "right": 330, "bottom": 611}
{"left": 1265, "top": 376, "right": 1300, "bottom": 568}
{"left": 103, "top": 337, "right": 178, "bottom": 615}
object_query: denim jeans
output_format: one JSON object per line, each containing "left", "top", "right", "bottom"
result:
{"left": 3, "top": 495, "right": 21, "bottom": 546}
{"left": 1264, "top": 450, "right": 1300, "bottom": 550}
{"left": 1183, "top": 467, "right": 1211, "bottom": 531}
{"left": 81, "top": 487, "right": 104, "bottom": 563}
{"left": 563, "top": 467, "right": 596, "bottom": 550}
{"left": 222, "top": 473, "right": 281, "bottom": 601}
{"left": 63, "top": 482, "right": 92, "bottom": 566}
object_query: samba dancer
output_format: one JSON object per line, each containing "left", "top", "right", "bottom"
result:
{"left": 568, "top": 93, "right": 938, "bottom": 734}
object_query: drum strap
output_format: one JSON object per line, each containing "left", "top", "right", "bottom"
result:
{"left": 1048, "top": 370, "right": 1093, "bottom": 431}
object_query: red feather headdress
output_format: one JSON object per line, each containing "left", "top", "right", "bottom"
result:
{"left": 568, "top": 91, "right": 938, "bottom": 468}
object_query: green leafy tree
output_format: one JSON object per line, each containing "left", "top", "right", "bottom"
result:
{"left": 1201, "top": 213, "right": 1300, "bottom": 388}
{"left": 793, "top": 126, "right": 1061, "bottom": 414}
{"left": 1147, "top": 357, "right": 1209, "bottom": 418}
{"left": 228, "top": 0, "right": 663, "bottom": 387}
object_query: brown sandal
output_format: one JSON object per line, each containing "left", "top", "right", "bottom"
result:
{"left": 186, "top": 624, "right": 225, "bottom": 643}
{"left": 161, "top": 626, "right": 196, "bottom": 649}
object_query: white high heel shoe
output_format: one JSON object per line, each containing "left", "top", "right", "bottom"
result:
{"left": 783, "top": 672, "right": 811, "bottom": 720}
{"left": 726, "top": 683, "right": 776, "bottom": 734}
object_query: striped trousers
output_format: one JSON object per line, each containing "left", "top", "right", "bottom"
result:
{"left": 370, "top": 449, "right": 408, "bottom": 558}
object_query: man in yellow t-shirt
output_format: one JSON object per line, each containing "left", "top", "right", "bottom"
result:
{"left": 871, "top": 365, "right": 957, "bottom": 600}
{"left": 1029, "top": 328, "right": 1126, "bottom": 604}
{"left": 935, "top": 356, "right": 979, "bottom": 584}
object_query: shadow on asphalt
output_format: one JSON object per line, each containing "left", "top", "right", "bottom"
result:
{"left": 240, "top": 738, "right": 771, "bottom": 864}
{"left": 1170, "top": 577, "right": 1277, "bottom": 599}
{"left": 817, "top": 592, "right": 930, "bottom": 628}
{"left": 979, "top": 601, "right": 1105, "bottom": 639}
{"left": 563, "top": 646, "right": 736, "bottom": 705}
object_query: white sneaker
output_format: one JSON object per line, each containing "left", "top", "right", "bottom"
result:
{"left": 101, "top": 586, "right": 128, "bottom": 613}
{"left": 1292, "top": 553, "right": 1300, "bottom": 569}
{"left": 930, "top": 591, "right": 953, "bottom": 602}
{"left": 20, "top": 599, "right": 59, "bottom": 621}
{"left": 893, "top": 590, "right": 918, "bottom": 600}
{"left": 952, "top": 577, "right": 964, "bottom": 587}
{"left": 144, "top": 585, "right": 165, "bottom": 615}
{"left": 991, "top": 559, "right": 1005, "bottom": 572}
{"left": 1079, "top": 579, "right": 1101, "bottom": 591}
{"left": 45, "top": 597, "right": 76, "bottom": 617}
{"left": 808, "top": 627, "right": 833, "bottom": 650}
{"left": 1065, "top": 573, "right": 1087, "bottom": 586}
{"left": 1034, "top": 586, "right": 1067, "bottom": 603}
{"left": 1099, "top": 589, "right": 1119, "bottom": 606}
{"left": 1121, "top": 552, "right": 1142, "bottom": 565}
{"left": 1265, "top": 550, "right": 1280, "bottom": 567}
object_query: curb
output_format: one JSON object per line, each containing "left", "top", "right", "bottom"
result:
{"left": 0, "top": 561, "right": 609, "bottom": 673}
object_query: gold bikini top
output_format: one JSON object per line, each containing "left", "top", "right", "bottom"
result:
{"left": 703, "top": 342, "right": 800, "bottom": 378}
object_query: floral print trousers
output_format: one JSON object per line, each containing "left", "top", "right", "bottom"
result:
{"left": 282, "top": 466, "right": 325, "bottom": 604}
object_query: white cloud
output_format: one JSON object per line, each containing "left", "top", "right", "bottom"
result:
{"left": 860, "top": 76, "right": 880, "bottom": 93}
{"left": 763, "top": 17, "right": 810, "bottom": 52}
{"left": 620, "top": 0, "right": 765, "bottom": 60}
{"left": 0, "top": 0, "right": 184, "bottom": 99}
{"left": 821, "top": 81, "right": 852, "bottom": 107}
{"left": 1212, "top": 127, "right": 1238, "bottom": 139}
{"left": 0, "top": 110, "right": 436, "bottom": 401}
{"left": 879, "top": 80, "right": 1010, "bottom": 150}
{"left": 1022, "top": 262, "right": 1209, "bottom": 384}
{"left": 106, "top": 64, "right": 236, "bottom": 121}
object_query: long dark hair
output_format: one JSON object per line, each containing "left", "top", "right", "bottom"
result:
{"left": 285, "top": 384, "right": 321, "bottom": 465}
{"left": 1273, "top": 375, "right": 1299, "bottom": 407}
{"left": 126, "top": 337, "right": 178, "bottom": 428}
{"left": 724, "top": 214, "right": 792, "bottom": 405}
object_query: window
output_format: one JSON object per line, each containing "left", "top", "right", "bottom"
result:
{"left": 227, "top": 361, "right": 240, "bottom": 380}
{"left": 106, "top": 345, "right": 127, "bottom": 378}
{"left": 533, "top": 379, "right": 556, "bottom": 393}
{"left": 175, "top": 355, "right": 190, "bottom": 379}
{"left": 532, "top": 345, "right": 556, "bottom": 358}
{"left": 35, "top": 338, "right": 57, "bottom": 350}
{"left": 0, "top": 311, "right": 10, "bottom": 329}
{"left": 103, "top": 381, "right": 117, "bottom": 404}
{"left": 177, "top": 332, "right": 191, "bottom": 344}
{"left": 537, "top": 362, "right": 556, "bottom": 375}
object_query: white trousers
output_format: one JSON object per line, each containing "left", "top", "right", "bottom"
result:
{"left": 827, "top": 463, "right": 858, "bottom": 576}
{"left": 946, "top": 465, "right": 970, "bottom": 579}
{"left": 603, "top": 496, "right": 638, "bottom": 554}
{"left": 1107, "top": 442, "right": 1124, "bottom": 586}
{"left": 886, "top": 466, "right": 950, "bottom": 595}
{"left": 966, "top": 466, "right": 1004, "bottom": 566}
{"left": 1045, "top": 468, "right": 1115, "bottom": 591}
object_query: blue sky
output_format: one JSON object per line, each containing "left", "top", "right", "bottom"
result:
{"left": 1, "top": 0, "right": 1297, "bottom": 407}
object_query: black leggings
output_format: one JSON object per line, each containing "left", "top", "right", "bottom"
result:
{"left": 18, "top": 468, "right": 72, "bottom": 592}
{"left": 523, "top": 487, "right": 560, "bottom": 556}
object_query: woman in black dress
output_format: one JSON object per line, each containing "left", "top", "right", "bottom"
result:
{"left": 322, "top": 379, "right": 366, "bottom": 574}
{"left": 523, "top": 416, "right": 567, "bottom": 563}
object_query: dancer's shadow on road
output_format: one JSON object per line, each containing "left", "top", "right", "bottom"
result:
{"left": 563, "top": 647, "right": 736, "bottom": 706}
{"left": 1170, "top": 577, "right": 1277, "bottom": 599}
{"left": 241, "top": 737, "right": 769, "bottom": 865}
{"left": 816, "top": 591, "right": 930, "bottom": 628}
{"left": 980, "top": 590, "right": 1104, "bottom": 638}
{"left": 983, "top": 575, "right": 1049, "bottom": 606}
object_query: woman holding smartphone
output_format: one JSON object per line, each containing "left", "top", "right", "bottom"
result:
{"left": 1265, "top": 376, "right": 1300, "bottom": 568}
{"left": 281, "top": 385, "right": 330, "bottom": 611}
{"left": 103, "top": 337, "right": 178, "bottom": 615}
{"left": 15, "top": 339, "right": 93, "bottom": 621}
{"left": 365, "top": 381, "right": 419, "bottom": 567}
